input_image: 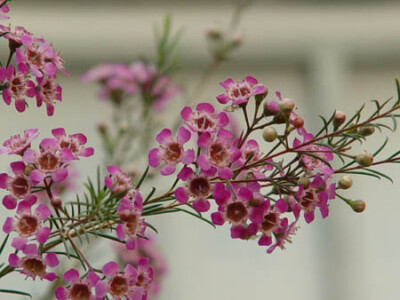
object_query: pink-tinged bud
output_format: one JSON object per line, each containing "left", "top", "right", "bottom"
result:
{"left": 206, "top": 28, "right": 223, "bottom": 40}
{"left": 350, "top": 200, "right": 366, "bottom": 213}
{"left": 279, "top": 98, "right": 295, "bottom": 113}
{"left": 255, "top": 89, "right": 268, "bottom": 104}
{"left": 51, "top": 196, "right": 62, "bottom": 208}
{"left": 262, "top": 127, "right": 277, "bottom": 142}
{"left": 358, "top": 125, "right": 375, "bottom": 137}
{"left": 355, "top": 152, "right": 373, "bottom": 167}
{"left": 298, "top": 176, "right": 310, "bottom": 188}
{"left": 292, "top": 116, "right": 304, "bottom": 129}
{"left": 333, "top": 110, "right": 346, "bottom": 128}
{"left": 264, "top": 100, "right": 280, "bottom": 116}
{"left": 339, "top": 175, "right": 353, "bottom": 189}
{"left": 97, "top": 122, "right": 108, "bottom": 135}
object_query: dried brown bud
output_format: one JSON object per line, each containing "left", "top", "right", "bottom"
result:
{"left": 338, "top": 175, "right": 353, "bottom": 189}
{"left": 51, "top": 197, "right": 62, "bottom": 208}
{"left": 333, "top": 110, "right": 346, "bottom": 128}
{"left": 262, "top": 127, "right": 278, "bottom": 142}
{"left": 355, "top": 152, "right": 373, "bottom": 167}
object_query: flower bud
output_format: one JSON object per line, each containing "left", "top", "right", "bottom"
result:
{"left": 262, "top": 127, "right": 278, "bottom": 142}
{"left": 292, "top": 116, "right": 304, "bottom": 129}
{"left": 51, "top": 196, "right": 62, "bottom": 208}
{"left": 333, "top": 110, "right": 346, "bottom": 128}
{"left": 355, "top": 152, "right": 373, "bottom": 167}
{"left": 255, "top": 89, "right": 268, "bottom": 104}
{"left": 279, "top": 98, "right": 295, "bottom": 113}
{"left": 346, "top": 123, "right": 358, "bottom": 134}
{"left": 273, "top": 113, "right": 287, "bottom": 124}
{"left": 350, "top": 200, "right": 366, "bottom": 213}
{"left": 206, "top": 28, "right": 223, "bottom": 40}
{"left": 298, "top": 176, "right": 310, "bottom": 189}
{"left": 97, "top": 122, "right": 108, "bottom": 135}
{"left": 358, "top": 125, "right": 375, "bottom": 137}
{"left": 338, "top": 175, "right": 353, "bottom": 189}
{"left": 264, "top": 100, "right": 280, "bottom": 116}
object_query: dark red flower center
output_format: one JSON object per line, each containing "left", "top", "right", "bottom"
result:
{"left": 17, "top": 215, "right": 38, "bottom": 235}
{"left": 22, "top": 258, "right": 45, "bottom": 276}
{"left": 189, "top": 177, "right": 210, "bottom": 197}
{"left": 110, "top": 275, "right": 128, "bottom": 296}
{"left": 195, "top": 116, "right": 214, "bottom": 132}
{"left": 11, "top": 176, "right": 30, "bottom": 197}
{"left": 209, "top": 142, "right": 227, "bottom": 165}
{"left": 261, "top": 213, "right": 279, "bottom": 233}
{"left": 165, "top": 143, "right": 181, "bottom": 162}
{"left": 38, "top": 151, "right": 59, "bottom": 171}
{"left": 226, "top": 202, "right": 248, "bottom": 223}
{"left": 70, "top": 283, "right": 91, "bottom": 300}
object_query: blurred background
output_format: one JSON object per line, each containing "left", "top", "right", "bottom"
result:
{"left": 1, "top": 0, "right": 400, "bottom": 299}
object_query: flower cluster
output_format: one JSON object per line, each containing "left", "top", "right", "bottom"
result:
{"left": 0, "top": 21, "right": 66, "bottom": 115}
{"left": 82, "top": 61, "right": 181, "bottom": 111}
{"left": 0, "top": 128, "right": 94, "bottom": 277}
{"left": 105, "top": 165, "right": 147, "bottom": 250}
{"left": 55, "top": 260, "right": 153, "bottom": 300}
{"left": 147, "top": 75, "right": 381, "bottom": 253}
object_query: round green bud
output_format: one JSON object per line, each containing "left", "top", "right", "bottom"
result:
{"left": 279, "top": 98, "right": 295, "bottom": 113}
{"left": 339, "top": 175, "right": 353, "bottom": 189}
{"left": 355, "top": 152, "right": 373, "bottom": 167}
{"left": 358, "top": 125, "right": 375, "bottom": 137}
{"left": 262, "top": 127, "right": 278, "bottom": 142}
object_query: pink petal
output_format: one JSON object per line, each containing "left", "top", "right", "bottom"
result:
{"left": 230, "top": 225, "right": 246, "bottom": 239}
{"left": 174, "top": 187, "right": 189, "bottom": 204}
{"left": 182, "top": 149, "right": 194, "bottom": 165}
{"left": 36, "top": 203, "right": 52, "bottom": 220}
{"left": 80, "top": 147, "right": 94, "bottom": 157}
{"left": 29, "top": 169, "right": 45, "bottom": 184}
{"left": 63, "top": 269, "right": 80, "bottom": 283}
{"left": 95, "top": 281, "right": 108, "bottom": 298}
{"left": 220, "top": 78, "right": 234, "bottom": 89}
{"left": 253, "top": 85, "right": 267, "bottom": 95}
{"left": 156, "top": 128, "right": 172, "bottom": 144}
{"left": 15, "top": 99, "right": 26, "bottom": 112}
{"left": 43, "top": 272, "right": 57, "bottom": 281}
{"left": 8, "top": 253, "right": 20, "bottom": 267}
{"left": 216, "top": 94, "right": 229, "bottom": 104}
{"left": 2, "top": 195, "right": 17, "bottom": 209}
{"left": 196, "top": 102, "right": 214, "bottom": 113}
{"left": 55, "top": 287, "right": 67, "bottom": 300}
{"left": 244, "top": 76, "right": 258, "bottom": 85}
{"left": 192, "top": 199, "right": 210, "bottom": 212}
{"left": 10, "top": 161, "right": 26, "bottom": 174}
{"left": 125, "top": 238, "right": 136, "bottom": 250}
{"left": 51, "top": 128, "right": 66, "bottom": 138}
{"left": 52, "top": 168, "right": 68, "bottom": 182}
{"left": 115, "top": 224, "right": 126, "bottom": 241}
{"left": 0, "top": 173, "right": 8, "bottom": 188}
{"left": 197, "top": 132, "right": 211, "bottom": 148}
{"left": 148, "top": 148, "right": 160, "bottom": 168}
{"left": 211, "top": 212, "right": 225, "bottom": 225}
{"left": 44, "top": 252, "right": 59, "bottom": 267}
{"left": 176, "top": 126, "right": 191, "bottom": 144}
{"left": 217, "top": 112, "right": 229, "bottom": 127}
{"left": 23, "top": 243, "right": 38, "bottom": 256}
{"left": 2, "top": 217, "right": 13, "bottom": 233}
{"left": 177, "top": 167, "right": 193, "bottom": 181}
{"left": 180, "top": 107, "right": 193, "bottom": 121}
{"left": 160, "top": 164, "right": 176, "bottom": 176}
{"left": 102, "top": 261, "right": 119, "bottom": 276}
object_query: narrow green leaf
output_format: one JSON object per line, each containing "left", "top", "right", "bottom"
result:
{"left": 0, "top": 289, "right": 32, "bottom": 299}
{"left": 0, "top": 234, "right": 10, "bottom": 255}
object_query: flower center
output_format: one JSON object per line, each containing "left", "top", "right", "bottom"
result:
{"left": 17, "top": 215, "right": 39, "bottom": 235}
{"left": 300, "top": 190, "right": 316, "bottom": 210}
{"left": 22, "top": 258, "right": 45, "bottom": 276}
{"left": 209, "top": 142, "right": 228, "bottom": 166}
{"left": 109, "top": 275, "right": 128, "bottom": 296}
{"left": 70, "top": 283, "right": 91, "bottom": 300}
{"left": 189, "top": 177, "right": 210, "bottom": 197}
{"left": 226, "top": 202, "right": 248, "bottom": 223}
{"left": 60, "top": 138, "right": 79, "bottom": 154}
{"left": 11, "top": 176, "right": 30, "bottom": 197}
{"left": 261, "top": 213, "right": 279, "bottom": 233}
{"left": 38, "top": 151, "right": 59, "bottom": 171}
{"left": 165, "top": 143, "right": 181, "bottom": 162}
{"left": 194, "top": 115, "right": 215, "bottom": 132}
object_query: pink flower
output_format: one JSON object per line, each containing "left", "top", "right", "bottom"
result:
{"left": 266, "top": 220, "right": 298, "bottom": 254}
{"left": 8, "top": 242, "right": 58, "bottom": 281}
{"left": 3, "top": 195, "right": 51, "bottom": 243}
{"left": 23, "top": 138, "right": 75, "bottom": 184}
{"left": 290, "top": 173, "right": 336, "bottom": 223}
{"left": 115, "top": 191, "right": 146, "bottom": 250}
{"left": 113, "top": 234, "right": 167, "bottom": 296}
{"left": 16, "top": 35, "right": 66, "bottom": 78}
{"left": 36, "top": 76, "right": 62, "bottom": 116}
{"left": 0, "top": 64, "right": 35, "bottom": 112}
{"left": 180, "top": 102, "right": 229, "bottom": 134}
{"left": 196, "top": 129, "right": 241, "bottom": 179}
{"left": 96, "top": 260, "right": 153, "bottom": 300}
{"left": 105, "top": 165, "right": 133, "bottom": 194}
{"left": 148, "top": 127, "right": 194, "bottom": 176}
{"left": 216, "top": 76, "right": 266, "bottom": 105}
{"left": 55, "top": 269, "right": 101, "bottom": 300}
{"left": 0, "top": 161, "right": 32, "bottom": 209}
{"left": 0, "top": 25, "right": 32, "bottom": 49}
{"left": 174, "top": 167, "right": 214, "bottom": 212}
{"left": 0, "top": 128, "right": 39, "bottom": 155}
{"left": 51, "top": 128, "right": 94, "bottom": 159}
{"left": 0, "top": 0, "right": 9, "bottom": 20}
